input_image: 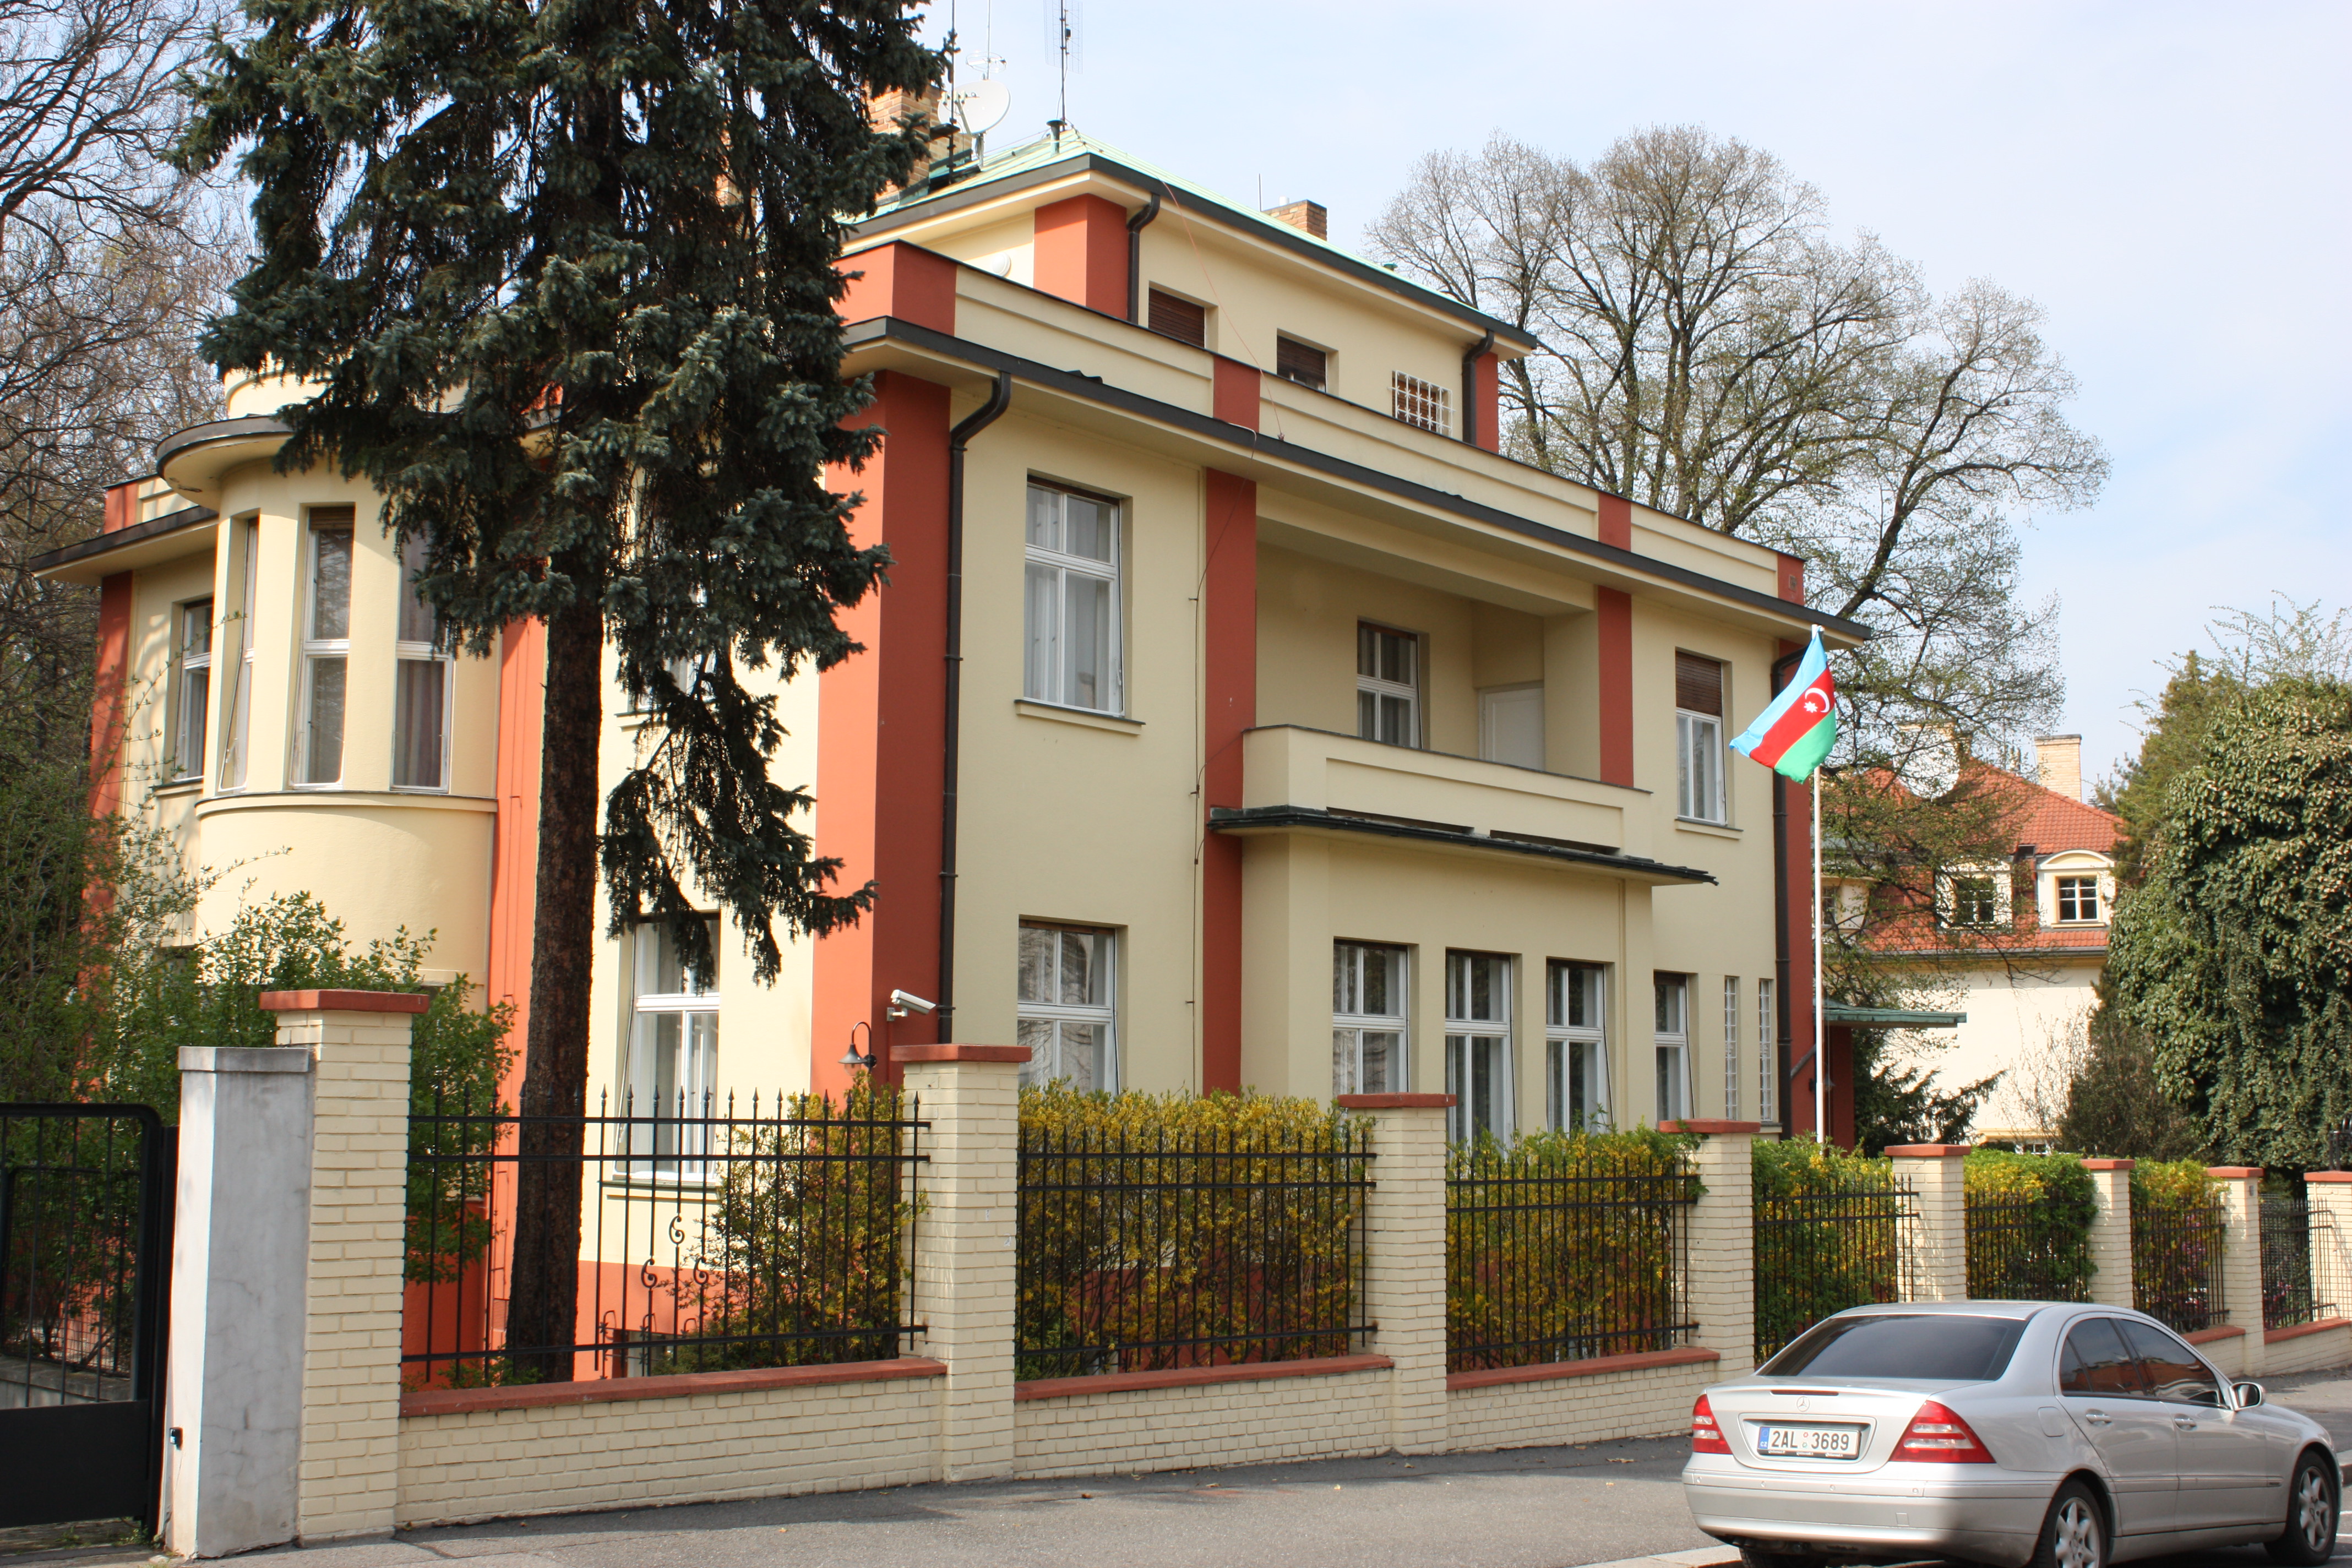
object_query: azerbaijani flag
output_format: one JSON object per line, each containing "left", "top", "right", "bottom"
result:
{"left": 1730, "top": 628, "right": 1836, "bottom": 781}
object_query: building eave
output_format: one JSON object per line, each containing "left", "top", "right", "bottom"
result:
{"left": 1208, "top": 805, "right": 1715, "bottom": 885}
{"left": 30, "top": 502, "right": 220, "bottom": 585}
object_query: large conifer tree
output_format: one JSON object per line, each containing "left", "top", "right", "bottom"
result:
{"left": 176, "top": 0, "right": 941, "bottom": 1377}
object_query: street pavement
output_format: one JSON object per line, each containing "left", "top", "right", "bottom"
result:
{"left": 21, "top": 1369, "right": 2352, "bottom": 1568}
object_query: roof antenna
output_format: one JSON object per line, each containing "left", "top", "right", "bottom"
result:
{"left": 1049, "top": 0, "right": 1072, "bottom": 145}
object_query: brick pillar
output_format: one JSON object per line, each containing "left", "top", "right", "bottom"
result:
{"left": 1888, "top": 1145, "right": 1970, "bottom": 1302}
{"left": 2305, "top": 1173, "right": 2352, "bottom": 1322}
{"left": 1338, "top": 1093, "right": 1451, "bottom": 1455}
{"left": 2208, "top": 1166, "right": 2266, "bottom": 1375}
{"left": 1663, "top": 1121, "right": 1758, "bottom": 1380}
{"left": 897, "top": 1044, "right": 1025, "bottom": 1481}
{"left": 272, "top": 990, "right": 426, "bottom": 1543}
{"left": 2083, "top": 1159, "right": 2137, "bottom": 1308}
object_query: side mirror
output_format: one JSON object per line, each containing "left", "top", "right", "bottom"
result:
{"left": 2234, "top": 1381, "right": 2265, "bottom": 1408}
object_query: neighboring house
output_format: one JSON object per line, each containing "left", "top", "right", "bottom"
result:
{"left": 1832, "top": 734, "right": 2122, "bottom": 1144}
{"left": 38, "top": 119, "right": 1866, "bottom": 1156}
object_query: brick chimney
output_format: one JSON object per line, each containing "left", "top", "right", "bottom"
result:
{"left": 867, "top": 84, "right": 966, "bottom": 190}
{"left": 1265, "top": 200, "right": 1327, "bottom": 240}
{"left": 2034, "top": 733, "right": 2083, "bottom": 802}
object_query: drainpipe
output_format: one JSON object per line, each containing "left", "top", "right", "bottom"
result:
{"left": 1126, "top": 186, "right": 1163, "bottom": 323}
{"left": 1460, "top": 327, "right": 1495, "bottom": 447}
{"left": 936, "top": 370, "right": 1014, "bottom": 1044}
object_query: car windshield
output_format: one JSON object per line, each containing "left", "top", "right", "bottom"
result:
{"left": 1762, "top": 1314, "right": 2029, "bottom": 1381}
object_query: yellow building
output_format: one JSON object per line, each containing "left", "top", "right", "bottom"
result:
{"left": 41, "top": 129, "right": 1865, "bottom": 1144}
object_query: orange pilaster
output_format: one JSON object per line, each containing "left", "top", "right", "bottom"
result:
{"left": 836, "top": 241, "right": 958, "bottom": 333}
{"left": 87, "top": 572, "right": 132, "bottom": 819}
{"left": 488, "top": 618, "right": 546, "bottom": 1109}
{"left": 1597, "top": 587, "right": 1634, "bottom": 788}
{"left": 1469, "top": 352, "right": 1500, "bottom": 453}
{"left": 1033, "top": 195, "right": 1129, "bottom": 316}
{"left": 1201, "top": 467, "right": 1257, "bottom": 1094}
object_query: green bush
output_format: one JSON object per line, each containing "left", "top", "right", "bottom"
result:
{"left": 1752, "top": 1139, "right": 1906, "bottom": 1360}
{"left": 1016, "top": 1086, "right": 1370, "bottom": 1380}
{"left": 1963, "top": 1148, "right": 2095, "bottom": 1300}
{"left": 1446, "top": 1126, "right": 1698, "bottom": 1373}
{"left": 2131, "top": 1159, "right": 2226, "bottom": 1332}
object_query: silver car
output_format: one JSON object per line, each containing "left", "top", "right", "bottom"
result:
{"left": 1683, "top": 1300, "right": 2339, "bottom": 1568}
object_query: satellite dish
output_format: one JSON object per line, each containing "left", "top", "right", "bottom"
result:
{"left": 949, "top": 78, "right": 1010, "bottom": 136}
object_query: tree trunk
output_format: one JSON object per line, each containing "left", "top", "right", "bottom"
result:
{"left": 502, "top": 595, "right": 602, "bottom": 1382}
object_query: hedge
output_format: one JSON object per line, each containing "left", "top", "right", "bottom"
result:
{"left": 1962, "top": 1148, "right": 2095, "bottom": 1300}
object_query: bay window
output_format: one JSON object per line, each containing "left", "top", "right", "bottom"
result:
{"left": 220, "top": 521, "right": 255, "bottom": 791}
{"left": 297, "top": 508, "right": 353, "bottom": 786}
{"left": 392, "top": 530, "right": 451, "bottom": 790}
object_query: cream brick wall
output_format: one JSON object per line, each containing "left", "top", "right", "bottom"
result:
{"left": 2210, "top": 1170, "right": 2266, "bottom": 1376}
{"left": 2084, "top": 1162, "right": 2135, "bottom": 1308}
{"left": 1447, "top": 1360, "right": 1717, "bottom": 1451}
{"left": 286, "top": 1006, "right": 418, "bottom": 1542}
{"left": 1684, "top": 1131, "right": 1755, "bottom": 1381}
{"left": 1357, "top": 1101, "right": 1449, "bottom": 1453}
{"left": 2257, "top": 1324, "right": 2352, "bottom": 1379}
{"left": 1013, "top": 1369, "right": 1391, "bottom": 1478}
{"left": 901, "top": 1055, "right": 1021, "bottom": 1480}
{"left": 1890, "top": 1148, "right": 1967, "bottom": 1302}
{"left": 396, "top": 1376, "right": 942, "bottom": 1526}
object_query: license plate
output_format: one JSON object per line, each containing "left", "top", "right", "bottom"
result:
{"left": 1754, "top": 1423, "right": 1863, "bottom": 1459}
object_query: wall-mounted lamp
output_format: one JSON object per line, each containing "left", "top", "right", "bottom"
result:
{"left": 838, "top": 1020, "right": 874, "bottom": 1070}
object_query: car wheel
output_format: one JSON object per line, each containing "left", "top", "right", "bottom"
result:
{"left": 2033, "top": 1479, "right": 2107, "bottom": 1568}
{"left": 2264, "top": 1450, "right": 2339, "bottom": 1566}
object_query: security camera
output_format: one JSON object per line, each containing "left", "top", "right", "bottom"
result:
{"left": 887, "top": 988, "right": 937, "bottom": 1019}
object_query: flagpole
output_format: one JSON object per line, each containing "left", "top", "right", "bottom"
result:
{"left": 1812, "top": 764, "right": 1826, "bottom": 1145}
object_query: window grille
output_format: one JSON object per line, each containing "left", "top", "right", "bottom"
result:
{"left": 1391, "top": 372, "right": 1451, "bottom": 434}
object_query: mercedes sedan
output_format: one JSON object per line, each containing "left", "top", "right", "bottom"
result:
{"left": 1683, "top": 1300, "right": 2339, "bottom": 1568}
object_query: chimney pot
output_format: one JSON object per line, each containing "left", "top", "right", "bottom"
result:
{"left": 1265, "top": 200, "right": 1328, "bottom": 241}
{"left": 2033, "top": 734, "right": 2083, "bottom": 802}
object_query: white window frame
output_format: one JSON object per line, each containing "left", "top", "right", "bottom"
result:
{"left": 220, "top": 521, "right": 257, "bottom": 792}
{"left": 1722, "top": 977, "right": 1741, "bottom": 1121}
{"left": 1545, "top": 961, "right": 1610, "bottom": 1131}
{"left": 172, "top": 597, "right": 213, "bottom": 783}
{"left": 1757, "top": 978, "right": 1778, "bottom": 1126}
{"left": 2054, "top": 874, "right": 2104, "bottom": 924}
{"left": 627, "top": 920, "right": 719, "bottom": 1181}
{"left": 1333, "top": 941, "right": 1410, "bottom": 1097}
{"left": 1444, "top": 951, "right": 1513, "bottom": 1144}
{"left": 1676, "top": 710, "right": 1727, "bottom": 824}
{"left": 1023, "top": 482, "right": 1123, "bottom": 715}
{"left": 1654, "top": 974, "right": 1692, "bottom": 1124}
{"left": 391, "top": 529, "right": 453, "bottom": 792}
{"left": 1357, "top": 623, "right": 1420, "bottom": 748}
{"left": 1391, "top": 371, "right": 1452, "bottom": 434}
{"left": 296, "top": 512, "right": 355, "bottom": 788}
{"left": 1016, "top": 922, "right": 1119, "bottom": 1091}
{"left": 1940, "top": 868, "right": 2009, "bottom": 928}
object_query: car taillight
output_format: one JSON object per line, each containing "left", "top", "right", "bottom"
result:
{"left": 1691, "top": 1393, "right": 1732, "bottom": 1455}
{"left": 1893, "top": 1400, "right": 1993, "bottom": 1463}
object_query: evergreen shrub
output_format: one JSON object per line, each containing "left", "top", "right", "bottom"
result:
{"left": 1962, "top": 1148, "right": 2095, "bottom": 1300}
{"left": 1752, "top": 1139, "right": 1905, "bottom": 1360}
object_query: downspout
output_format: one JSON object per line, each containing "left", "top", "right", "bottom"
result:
{"left": 1460, "top": 328, "right": 1495, "bottom": 447}
{"left": 1126, "top": 187, "right": 1163, "bottom": 323}
{"left": 937, "top": 370, "right": 1015, "bottom": 1044}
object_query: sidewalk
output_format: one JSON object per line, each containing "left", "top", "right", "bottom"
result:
{"left": 177, "top": 1436, "right": 1722, "bottom": 1568}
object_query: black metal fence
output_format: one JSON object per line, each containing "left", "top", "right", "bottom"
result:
{"left": 1966, "top": 1191, "right": 2094, "bottom": 1302}
{"left": 2132, "top": 1185, "right": 2228, "bottom": 1335}
{"left": 1752, "top": 1177, "right": 1912, "bottom": 1362}
{"left": 2260, "top": 1192, "right": 2346, "bottom": 1330}
{"left": 404, "top": 1088, "right": 924, "bottom": 1386}
{"left": 1015, "top": 1113, "right": 1373, "bottom": 1381}
{"left": 1446, "top": 1140, "right": 1697, "bottom": 1374}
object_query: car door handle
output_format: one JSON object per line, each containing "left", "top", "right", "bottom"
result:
{"left": 2173, "top": 1417, "right": 2198, "bottom": 1430}
{"left": 2083, "top": 1409, "right": 2113, "bottom": 1425}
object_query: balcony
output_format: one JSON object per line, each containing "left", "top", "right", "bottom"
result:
{"left": 1218, "top": 726, "right": 1708, "bottom": 885}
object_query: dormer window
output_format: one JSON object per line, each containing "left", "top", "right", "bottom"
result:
{"left": 2055, "top": 876, "right": 2103, "bottom": 923}
{"left": 1276, "top": 336, "right": 1327, "bottom": 391}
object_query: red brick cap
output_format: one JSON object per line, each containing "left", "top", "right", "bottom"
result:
{"left": 1658, "top": 1120, "right": 1762, "bottom": 1135}
{"left": 2081, "top": 1158, "right": 2137, "bottom": 1171}
{"left": 1336, "top": 1093, "right": 1455, "bottom": 1110}
{"left": 2305, "top": 1172, "right": 2352, "bottom": 1184}
{"left": 2206, "top": 1167, "right": 2264, "bottom": 1179}
{"left": 258, "top": 989, "right": 429, "bottom": 1014}
{"left": 890, "top": 1044, "right": 1029, "bottom": 1063}
{"left": 1884, "top": 1144, "right": 1972, "bottom": 1157}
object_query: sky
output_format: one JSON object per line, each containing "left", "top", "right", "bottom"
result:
{"left": 921, "top": 0, "right": 2352, "bottom": 792}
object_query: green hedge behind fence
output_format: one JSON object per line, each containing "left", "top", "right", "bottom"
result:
{"left": 1962, "top": 1148, "right": 2096, "bottom": 1301}
{"left": 1752, "top": 1139, "right": 1907, "bottom": 1361}
{"left": 2132, "top": 1158, "right": 2227, "bottom": 1333}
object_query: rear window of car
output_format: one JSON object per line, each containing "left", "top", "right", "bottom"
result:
{"left": 1762, "top": 1314, "right": 2030, "bottom": 1381}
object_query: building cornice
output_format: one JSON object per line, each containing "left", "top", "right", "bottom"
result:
{"left": 1208, "top": 804, "right": 1715, "bottom": 885}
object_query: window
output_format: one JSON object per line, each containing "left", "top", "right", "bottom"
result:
{"left": 2056, "top": 875, "right": 2103, "bottom": 923}
{"left": 628, "top": 921, "right": 718, "bottom": 1178}
{"left": 1949, "top": 875, "right": 2000, "bottom": 927}
{"left": 1275, "top": 336, "right": 1327, "bottom": 390}
{"left": 1444, "top": 952, "right": 1512, "bottom": 1143}
{"left": 1017, "top": 923, "right": 1116, "bottom": 1090}
{"left": 1675, "top": 651, "right": 1726, "bottom": 824}
{"left": 1333, "top": 941, "right": 1408, "bottom": 1096}
{"left": 2116, "top": 1319, "right": 2223, "bottom": 1407}
{"left": 2059, "top": 1317, "right": 2144, "bottom": 1398}
{"left": 1391, "top": 372, "right": 1451, "bottom": 434}
{"left": 1146, "top": 287, "right": 1206, "bottom": 347}
{"left": 220, "top": 521, "right": 256, "bottom": 791}
{"left": 1479, "top": 685, "right": 1544, "bottom": 769}
{"left": 297, "top": 508, "right": 355, "bottom": 786}
{"left": 1356, "top": 624, "right": 1418, "bottom": 747}
{"left": 1722, "top": 977, "right": 1740, "bottom": 1121}
{"left": 1546, "top": 961, "right": 1608, "bottom": 1130}
{"left": 1766, "top": 1314, "right": 2028, "bottom": 1382}
{"left": 1025, "top": 483, "right": 1121, "bottom": 714}
{"left": 1756, "top": 978, "right": 1777, "bottom": 1124}
{"left": 1654, "top": 975, "right": 1690, "bottom": 1123}
{"left": 392, "top": 530, "right": 451, "bottom": 790}
{"left": 172, "top": 599, "right": 212, "bottom": 782}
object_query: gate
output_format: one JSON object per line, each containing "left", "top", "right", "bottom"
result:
{"left": 0, "top": 1104, "right": 174, "bottom": 1531}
